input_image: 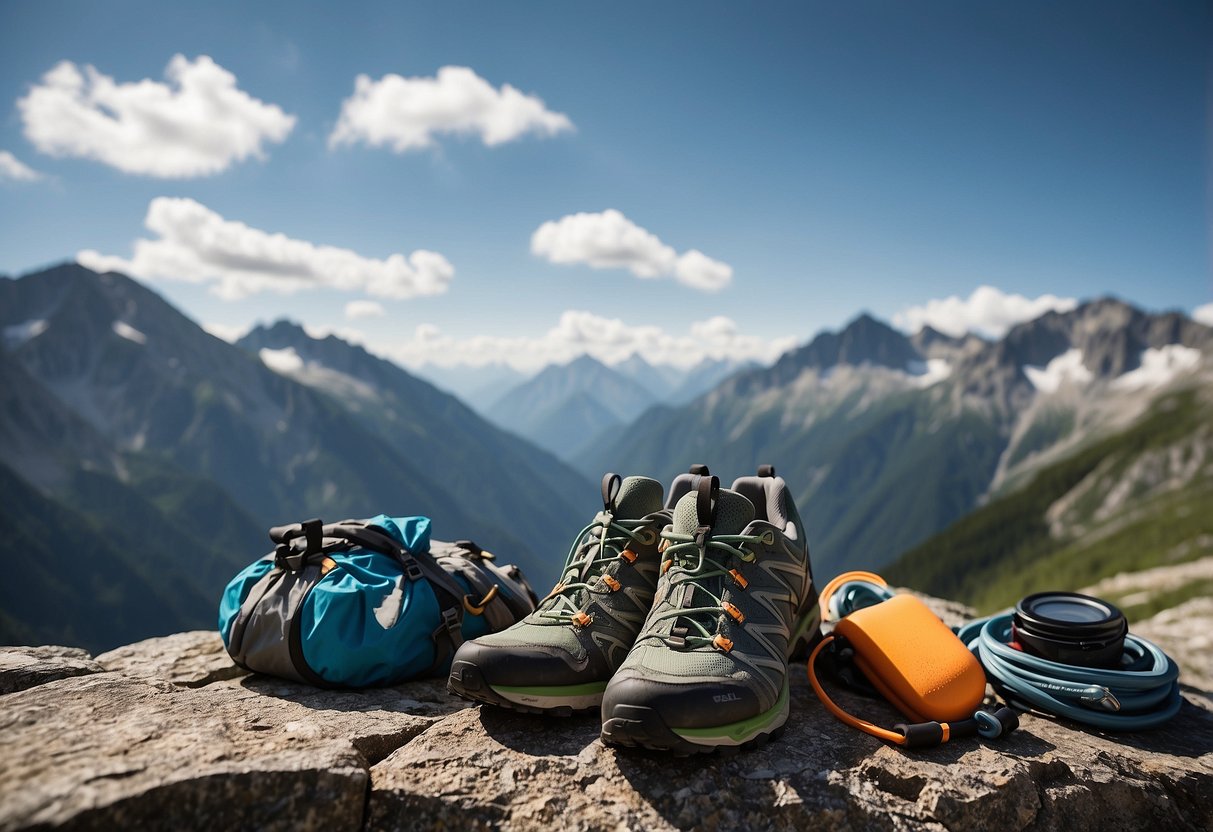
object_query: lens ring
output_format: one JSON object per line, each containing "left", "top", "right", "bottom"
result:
{"left": 1013, "top": 592, "right": 1127, "bottom": 668}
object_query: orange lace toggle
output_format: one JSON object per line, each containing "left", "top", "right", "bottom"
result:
{"left": 572, "top": 611, "right": 593, "bottom": 627}
{"left": 713, "top": 634, "right": 734, "bottom": 652}
{"left": 620, "top": 548, "right": 638, "bottom": 563}
{"left": 544, "top": 581, "right": 566, "bottom": 600}
{"left": 722, "top": 601, "right": 745, "bottom": 623}
{"left": 661, "top": 559, "right": 672, "bottom": 574}
{"left": 657, "top": 538, "right": 670, "bottom": 553}
{"left": 728, "top": 569, "right": 749, "bottom": 589}
{"left": 602, "top": 574, "right": 621, "bottom": 592}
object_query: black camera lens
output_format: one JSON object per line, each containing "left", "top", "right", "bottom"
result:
{"left": 1012, "top": 592, "right": 1127, "bottom": 668}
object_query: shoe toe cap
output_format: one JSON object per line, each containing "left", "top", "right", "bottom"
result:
{"left": 602, "top": 669, "right": 765, "bottom": 730}
{"left": 450, "top": 636, "right": 595, "bottom": 688}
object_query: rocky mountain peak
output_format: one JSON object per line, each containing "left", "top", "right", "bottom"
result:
{"left": 995, "top": 297, "right": 1212, "bottom": 381}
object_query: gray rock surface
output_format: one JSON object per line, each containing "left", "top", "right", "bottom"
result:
{"left": 0, "top": 645, "right": 102, "bottom": 694}
{"left": 2, "top": 603, "right": 1212, "bottom": 831}
{"left": 95, "top": 630, "right": 248, "bottom": 687}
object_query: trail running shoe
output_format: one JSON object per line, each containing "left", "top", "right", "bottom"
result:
{"left": 447, "top": 470, "right": 691, "bottom": 715}
{"left": 600, "top": 467, "right": 820, "bottom": 753}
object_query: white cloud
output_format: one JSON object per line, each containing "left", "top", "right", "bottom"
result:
{"left": 19, "top": 55, "right": 295, "bottom": 177}
{"left": 330, "top": 66, "right": 572, "bottom": 152}
{"left": 530, "top": 209, "right": 733, "bottom": 292}
{"left": 77, "top": 197, "right": 454, "bottom": 301}
{"left": 0, "top": 150, "right": 43, "bottom": 182}
{"left": 893, "top": 285, "right": 1078, "bottom": 339}
{"left": 380, "top": 310, "right": 795, "bottom": 372}
{"left": 345, "top": 300, "right": 386, "bottom": 320}
{"left": 202, "top": 322, "right": 250, "bottom": 343}
{"left": 1193, "top": 303, "right": 1213, "bottom": 327}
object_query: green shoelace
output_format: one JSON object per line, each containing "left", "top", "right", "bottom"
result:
{"left": 535, "top": 513, "right": 657, "bottom": 625}
{"left": 640, "top": 528, "right": 773, "bottom": 649}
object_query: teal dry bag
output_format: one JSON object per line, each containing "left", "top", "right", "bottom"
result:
{"left": 219, "top": 515, "right": 537, "bottom": 687}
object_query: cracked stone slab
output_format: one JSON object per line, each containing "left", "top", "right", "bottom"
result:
{"left": 96, "top": 630, "right": 248, "bottom": 688}
{"left": 0, "top": 639, "right": 472, "bottom": 830}
{"left": 0, "top": 645, "right": 103, "bottom": 694}
{"left": 367, "top": 676, "right": 1213, "bottom": 832}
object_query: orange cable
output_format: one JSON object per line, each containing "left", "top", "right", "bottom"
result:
{"left": 807, "top": 634, "right": 907, "bottom": 746}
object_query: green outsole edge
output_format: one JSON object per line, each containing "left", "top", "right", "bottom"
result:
{"left": 672, "top": 680, "right": 790, "bottom": 744}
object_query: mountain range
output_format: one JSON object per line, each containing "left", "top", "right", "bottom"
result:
{"left": 0, "top": 263, "right": 592, "bottom": 650}
{"left": 418, "top": 352, "right": 753, "bottom": 461}
{"left": 3, "top": 261, "right": 1209, "bottom": 652}
{"left": 485, "top": 354, "right": 659, "bottom": 460}
{"left": 577, "top": 300, "right": 1213, "bottom": 578}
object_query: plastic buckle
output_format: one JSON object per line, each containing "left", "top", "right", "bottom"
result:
{"left": 401, "top": 555, "right": 424, "bottom": 582}
{"left": 274, "top": 543, "right": 305, "bottom": 573}
{"left": 439, "top": 607, "right": 462, "bottom": 645}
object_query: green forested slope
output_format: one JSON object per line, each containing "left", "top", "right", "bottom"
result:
{"left": 885, "top": 387, "right": 1213, "bottom": 617}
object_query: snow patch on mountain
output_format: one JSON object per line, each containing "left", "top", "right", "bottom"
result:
{"left": 112, "top": 321, "right": 147, "bottom": 345}
{"left": 1024, "top": 349, "right": 1092, "bottom": 393}
{"left": 1113, "top": 345, "right": 1201, "bottom": 391}
{"left": 259, "top": 346, "right": 304, "bottom": 374}
{"left": 907, "top": 358, "right": 952, "bottom": 388}
{"left": 4, "top": 318, "right": 48, "bottom": 347}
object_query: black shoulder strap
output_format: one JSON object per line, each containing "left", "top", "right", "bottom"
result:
{"left": 267, "top": 517, "right": 466, "bottom": 673}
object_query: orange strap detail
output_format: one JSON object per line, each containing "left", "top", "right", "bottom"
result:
{"left": 572, "top": 611, "right": 593, "bottom": 627}
{"left": 728, "top": 568, "right": 749, "bottom": 589}
{"left": 602, "top": 575, "right": 621, "bottom": 592}
{"left": 620, "top": 549, "right": 638, "bottom": 563}
{"left": 818, "top": 570, "right": 888, "bottom": 622}
{"left": 462, "top": 584, "right": 500, "bottom": 616}
{"left": 713, "top": 634, "right": 734, "bottom": 652}
{"left": 722, "top": 601, "right": 745, "bottom": 623}
{"left": 661, "top": 559, "right": 672, "bottom": 574}
{"left": 807, "top": 635, "right": 907, "bottom": 746}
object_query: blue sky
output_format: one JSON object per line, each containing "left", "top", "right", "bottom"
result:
{"left": 1, "top": 1, "right": 1209, "bottom": 370}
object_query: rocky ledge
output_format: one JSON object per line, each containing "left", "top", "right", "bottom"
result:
{"left": 1, "top": 598, "right": 1211, "bottom": 832}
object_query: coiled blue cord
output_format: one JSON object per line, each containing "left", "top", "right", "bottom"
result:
{"left": 957, "top": 613, "right": 1182, "bottom": 731}
{"left": 823, "top": 577, "right": 895, "bottom": 620}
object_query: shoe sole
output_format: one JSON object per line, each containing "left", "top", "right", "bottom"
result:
{"left": 601, "top": 604, "right": 821, "bottom": 753}
{"left": 602, "top": 681, "right": 789, "bottom": 756}
{"left": 447, "top": 659, "right": 606, "bottom": 716}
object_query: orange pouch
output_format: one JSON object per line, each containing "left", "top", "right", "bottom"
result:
{"left": 833, "top": 594, "right": 985, "bottom": 723}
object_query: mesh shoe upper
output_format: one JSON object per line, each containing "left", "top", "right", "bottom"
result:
{"left": 461, "top": 474, "right": 669, "bottom": 685}
{"left": 606, "top": 475, "right": 817, "bottom": 728}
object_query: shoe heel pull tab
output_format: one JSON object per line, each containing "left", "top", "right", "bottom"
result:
{"left": 602, "top": 473, "right": 622, "bottom": 513}
{"left": 689, "top": 463, "right": 710, "bottom": 476}
{"left": 757, "top": 464, "right": 776, "bottom": 478}
{"left": 696, "top": 474, "right": 720, "bottom": 528}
